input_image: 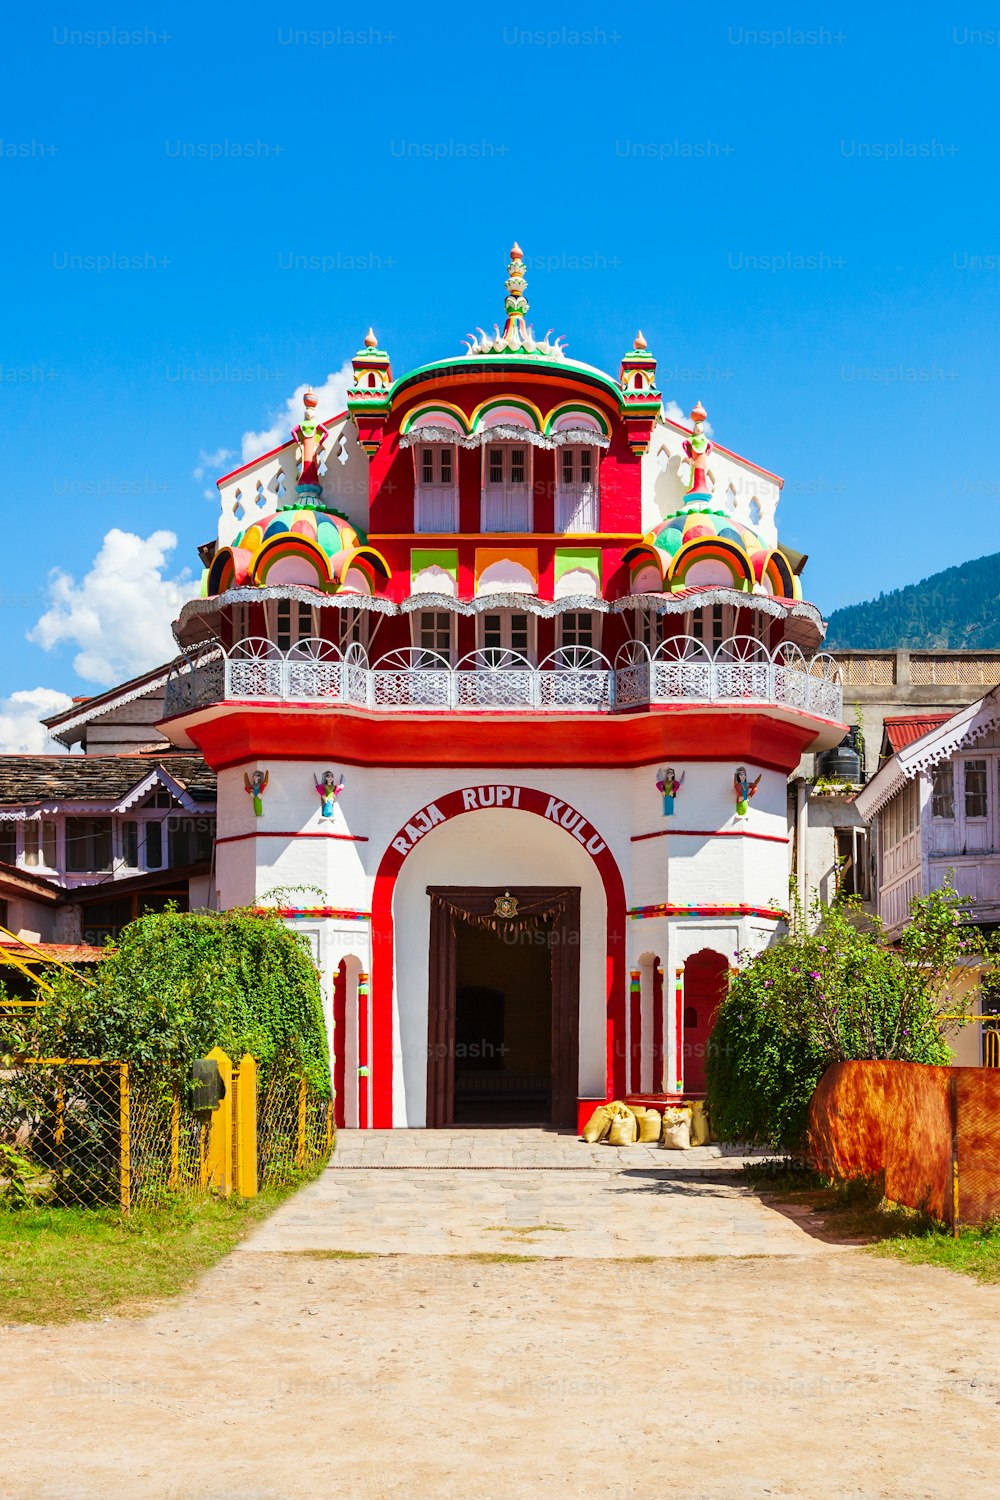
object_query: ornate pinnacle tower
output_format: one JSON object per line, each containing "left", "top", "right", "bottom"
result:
{"left": 619, "top": 329, "right": 662, "bottom": 456}
{"left": 347, "top": 328, "right": 393, "bottom": 457}
{"left": 463, "top": 244, "right": 567, "bottom": 358}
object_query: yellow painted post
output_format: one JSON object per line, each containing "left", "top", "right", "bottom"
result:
{"left": 204, "top": 1046, "right": 233, "bottom": 1197}
{"left": 296, "top": 1077, "right": 307, "bottom": 1168}
{"left": 235, "top": 1054, "right": 258, "bottom": 1198}
{"left": 326, "top": 1100, "right": 334, "bottom": 1151}
{"left": 118, "top": 1063, "right": 131, "bottom": 1214}
{"left": 169, "top": 1083, "right": 180, "bottom": 1190}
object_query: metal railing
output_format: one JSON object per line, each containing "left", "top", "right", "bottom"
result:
{"left": 163, "top": 635, "right": 844, "bottom": 720}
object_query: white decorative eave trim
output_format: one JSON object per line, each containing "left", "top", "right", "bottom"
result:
{"left": 46, "top": 662, "right": 187, "bottom": 743}
{"left": 0, "top": 807, "right": 62, "bottom": 821}
{"left": 853, "top": 758, "right": 908, "bottom": 820}
{"left": 902, "top": 686, "right": 1000, "bottom": 776}
{"left": 611, "top": 590, "right": 824, "bottom": 627}
{"left": 111, "top": 766, "right": 202, "bottom": 815}
{"left": 398, "top": 592, "right": 612, "bottom": 618}
{"left": 855, "top": 685, "right": 1000, "bottom": 820}
{"left": 399, "top": 425, "right": 610, "bottom": 451}
{"left": 175, "top": 585, "right": 397, "bottom": 644}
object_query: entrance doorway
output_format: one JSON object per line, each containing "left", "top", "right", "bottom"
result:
{"left": 426, "top": 886, "right": 580, "bottom": 1128}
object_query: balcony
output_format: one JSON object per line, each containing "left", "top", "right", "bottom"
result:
{"left": 163, "top": 636, "right": 844, "bottom": 721}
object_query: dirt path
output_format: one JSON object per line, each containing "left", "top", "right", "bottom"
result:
{"left": 5, "top": 1132, "right": 1000, "bottom": 1498}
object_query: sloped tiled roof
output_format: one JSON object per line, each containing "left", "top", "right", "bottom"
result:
{"left": 0, "top": 753, "right": 215, "bottom": 807}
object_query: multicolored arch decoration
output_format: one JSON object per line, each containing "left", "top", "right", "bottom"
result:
{"left": 206, "top": 506, "right": 390, "bottom": 597}
{"left": 624, "top": 507, "right": 801, "bottom": 599}
{"left": 369, "top": 784, "right": 629, "bottom": 1127}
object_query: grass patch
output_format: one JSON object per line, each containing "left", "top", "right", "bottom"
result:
{"left": 484, "top": 1224, "right": 569, "bottom": 1237}
{"left": 281, "top": 1248, "right": 381, "bottom": 1261}
{"left": 872, "top": 1220, "right": 1000, "bottom": 1284}
{"left": 0, "top": 1167, "right": 323, "bottom": 1325}
{"left": 743, "top": 1158, "right": 1000, "bottom": 1283}
{"left": 452, "top": 1252, "right": 543, "bottom": 1264}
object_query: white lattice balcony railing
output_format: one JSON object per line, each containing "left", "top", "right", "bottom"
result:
{"left": 163, "top": 636, "right": 844, "bottom": 721}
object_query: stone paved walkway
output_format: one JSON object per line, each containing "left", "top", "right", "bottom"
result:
{"left": 8, "top": 1127, "right": 1000, "bottom": 1497}
{"left": 242, "top": 1127, "right": 838, "bottom": 1260}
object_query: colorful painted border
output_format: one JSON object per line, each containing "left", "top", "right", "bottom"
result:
{"left": 253, "top": 906, "right": 372, "bottom": 920}
{"left": 628, "top": 902, "right": 787, "bottom": 921}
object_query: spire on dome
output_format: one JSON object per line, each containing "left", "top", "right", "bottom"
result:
{"left": 682, "top": 401, "right": 713, "bottom": 502}
{"left": 364, "top": 327, "right": 378, "bottom": 348}
{"left": 463, "top": 243, "right": 567, "bottom": 359}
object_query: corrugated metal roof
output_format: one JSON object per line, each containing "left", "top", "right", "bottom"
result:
{"left": 882, "top": 714, "right": 952, "bottom": 752}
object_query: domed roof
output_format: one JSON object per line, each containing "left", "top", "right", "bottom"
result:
{"left": 233, "top": 505, "right": 366, "bottom": 560}
{"left": 624, "top": 505, "right": 799, "bottom": 599}
{"left": 205, "top": 504, "right": 390, "bottom": 597}
{"left": 652, "top": 508, "right": 768, "bottom": 562}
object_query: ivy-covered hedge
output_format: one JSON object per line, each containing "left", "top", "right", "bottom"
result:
{"left": 25, "top": 909, "right": 330, "bottom": 1093}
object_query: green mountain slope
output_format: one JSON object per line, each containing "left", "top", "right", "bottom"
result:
{"left": 824, "top": 551, "right": 1000, "bottom": 650}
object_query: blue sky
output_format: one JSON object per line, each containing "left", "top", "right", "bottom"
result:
{"left": 2, "top": 6, "right": 998, "bottom": 743}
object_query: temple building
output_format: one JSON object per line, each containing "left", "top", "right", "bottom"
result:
{"left": 159, "top": 245, "right": 845, "bottom": 1129}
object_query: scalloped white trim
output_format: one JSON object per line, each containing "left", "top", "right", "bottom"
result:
{"left": 399, "top": 425, "right": 610, "bottom": 451}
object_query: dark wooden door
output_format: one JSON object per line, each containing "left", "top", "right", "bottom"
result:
{"left": 426, "top": 886, "right": 580, "bottom": 1129}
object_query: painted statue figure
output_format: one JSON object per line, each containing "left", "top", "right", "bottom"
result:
{"left": 656, "top": 766, "right": 685, "bottom": 817}
{"left": 315, "top": 769, "right": 345, "bottom": 818}
{"left": 244, "top": 769, "right": 269, "bottom": 817}
{"left": 733, "top": 766, "right": 761, "bottom": 818}
{"left": 682, "top": 400, "right": 712, "bottom": 498}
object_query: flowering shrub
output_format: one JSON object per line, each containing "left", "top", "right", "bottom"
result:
{"left": 707, "top": 883, "right": 987, "bottom": 1150}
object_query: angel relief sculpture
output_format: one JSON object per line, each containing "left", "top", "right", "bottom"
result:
{"left": 655, "top": 766, "right": 685, "bottom": 817}
{"left": 733, "top": 766, "right": 762, "bottom": 818}
{"left": 244, "top": 769, "right": 269, "bottom": 817}
{"left": 315, "top": 770, "right": 345, "bottom": 818}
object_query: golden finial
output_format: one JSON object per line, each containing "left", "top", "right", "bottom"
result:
{"left": 690, "top": 400, "right": 707, "bottom": 424}
{"left": 634, "top": 330, "right": 647, "bottom": 351}
{"left": 364, "top": 328, "right": 378, "bottom": 348}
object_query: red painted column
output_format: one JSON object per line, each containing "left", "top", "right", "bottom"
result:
{"left": 357, "top": 970, "right": 370, "bottom": 1129}
{"left": 653, "top": 965, "right": 664, "bottom": 1092}
{"left": 333, "top": 960, "right": 347, "bottom": 1129}
{"left": 629, "top": 969, "right": 641, "bottom": 1094}
{"left": 674, "top": 966, "right": 685, "bottom": 1094}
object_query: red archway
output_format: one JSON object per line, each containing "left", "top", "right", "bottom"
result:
{"left": 683, "top": 948, "right": 730, "bottom": 1094}
{"left": 370, "top": 784, "right": 628, "bottom": 1127}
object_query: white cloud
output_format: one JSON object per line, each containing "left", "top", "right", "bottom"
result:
{"left": 0, "top": 687, "right": 74, "bottom": 754}
{"left": 240, "top": 360, "right": 355, "bottom": 462}
{"left": 193, "top": 446, "right": 235, "bottom": 501}
{"left": 29, "top": 529, "right": 193, "bottom": 687}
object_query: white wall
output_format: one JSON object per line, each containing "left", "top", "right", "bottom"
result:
{"left": 212, "top": 754, "right": 792, "bottom": 1123}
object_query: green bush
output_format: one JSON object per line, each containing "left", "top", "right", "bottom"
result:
{"left": 22, "top": 908, "right": 330, "bottom": 1094}
{"left": 707, "top": 884, "right": 976, "bottom": 1151}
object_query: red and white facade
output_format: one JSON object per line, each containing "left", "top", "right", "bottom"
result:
{"left": 161, "top": 246, "right": 845, "bottom": 1129}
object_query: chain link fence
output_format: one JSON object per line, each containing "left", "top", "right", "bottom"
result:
{"left": 0, "top": 1056, "right": 333, "bottom": 1212}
